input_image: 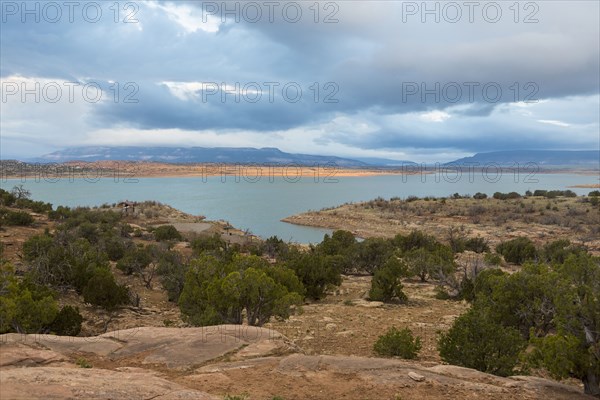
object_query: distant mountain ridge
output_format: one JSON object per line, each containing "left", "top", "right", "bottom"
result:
{"left": 27, "top": 147, "right": 600, "bottom": 168}
{"left": 447, "top": 150, "right": 599, "bottom": 168}
{"left": 33, "top": 146, "right": 404, "bottom": 167}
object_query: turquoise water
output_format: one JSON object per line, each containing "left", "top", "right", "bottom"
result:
{"left": 2, "top": 172, "right": 598, "bottom": 243}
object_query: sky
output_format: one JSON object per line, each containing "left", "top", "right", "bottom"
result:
{"left": 1, "top": 0, "right": 599, "bottom": 162}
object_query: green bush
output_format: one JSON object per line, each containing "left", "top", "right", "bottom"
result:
{"left": 116, "top": 245, "right": 153, "bottom": 275}
{"left": 153, "top": 225, "right": 182, "bottom": 242}
{"left": 403, "top": 246, "right": 455, "bottom": 282}
{"left": 493, "top": 191, "right": 521, "bottom": 200}
{"left": 438, "top": 306, "right": 526, "bottom": 376}
{"left": 49, "top": 305, "right": 83, "bottom": 336}
{"left": 191, "top": 233, "right": 227, "bottom": 254}
{"left": 483, "top": 252, "right": 502, "bottom": 266}
{"left": 261, "top": 236, "right": 290, "bottom": 258}
{"left": 373, "top": 327, "right": 421, "bottom": 359}
{"left": 0, "top": 264, "right": 59, "bottom": 334}
{"left": 541, "top": 239, "right": 586, "bottom": 264}
{"left": 589, "top": 190, "right": 600, "bottom": 207}
{"left": 369, "top": 257, "right": 408, "bottom": 302}
{"left": 496, "top": 237, "right": 538, "bottom": 264}
{"left": 0, "top": 189, "right": 16, "bottom": 206}
{"left": 0, "top": 208, "right": 34, "bottom": 226}
{"left": 464, "top": 237, "right": 490, "bottom": 253}
{"left": 179, "top": 254, "right": 303, "bottom": 326}
{"left": 353, "top": 237, "right": 394, "bottom": 274}
{"left": 156, "top": 251, "right": 187, "bottom": 302}
{"left": 103, "top": 236, "right": 127, "bottom": 261}
{"left": 82, "top": 269, "right": 129, "bottom": 311}
{"left": 286, "top": 251, "right": 342, "bottom": 300}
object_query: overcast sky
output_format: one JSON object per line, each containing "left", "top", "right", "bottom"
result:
{"left": 1, "top": 0, "right": 598, "bottom": 162}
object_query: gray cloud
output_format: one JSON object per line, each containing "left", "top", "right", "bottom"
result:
{"left": 1, "top": 1, "right": 598, "bottom": 159}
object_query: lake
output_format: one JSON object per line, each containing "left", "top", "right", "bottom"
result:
{"left": 2, "top": 172, "right": 598, "bottom": 243}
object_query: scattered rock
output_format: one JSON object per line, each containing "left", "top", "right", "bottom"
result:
{"left": 408, "top": 371, "right": 426, "bottom": 382}
{"left": 325, "top": 323, "right": 337, "bottom": 331}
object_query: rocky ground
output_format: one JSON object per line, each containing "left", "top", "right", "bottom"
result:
{"left": 1, "top": 325, "right": 592, "bottom": 400}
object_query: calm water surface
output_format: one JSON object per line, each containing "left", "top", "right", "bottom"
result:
{"left": 3, "top": 172, "right": 598, "bottom": 243}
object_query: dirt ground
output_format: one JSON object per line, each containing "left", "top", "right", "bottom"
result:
{"left": 267, "top": 275, "right": 469, "bottom": 362}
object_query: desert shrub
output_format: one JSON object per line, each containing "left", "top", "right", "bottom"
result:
{"left": 445, "top": 254, "right": 600, "bottom": 396}
{"left": 48, "top": 205, "right": 72, "bottom": 221}
{"left": 179, "top": 254, "right": 303, "bottom": 326}
{"left": 157, "top": 251, "right": 187, "bottom": 302}
{"left": 82, "top": 268, "right": 129, "bottom": 310}
{"left": 483, "top": 252, "right": 502, "bottom": 266}
{"left": 403, "top": 246, "right": 455, "bottom": 282}
{"left": 473, "top": 192, "right": 488, "bottom": 199}
{"left": 394, "top": 230, "right": 439, "bottom": 252}
{"left": 496, "top": 237, "right": 538, "bottom": 264}
{"left": 493, "top": 192, "right": 521, "bottom": 200}
{"left": 314, "top": 230, "right": 356, "bottom": 273}
{"left": 541, "top": 239, "right": 587, "bottom": 264}
{"left": 76, "top": 358, "right": 92, "bottom": 368}
{"left": 0, "top": 208, "right": 34, "bottom": 226}
{"left": 373, "top": 327, "right": 421, "bottom": 359}
{"left": 286, "top": 250, "right": 341, "bottom": 300}
{"left": 438, "top": 306, "right": 526, "bottom": 377}
{"left": 261, "top": 236, "right": 290, "bottom": 258}
{"left": 22, "top": 234, "right": 54, "bottom": 261}
{"left": 467, "top": 205, "right": 486, "bottom": 217}
{"left": 447, "top": 228, "right": 466, "bottom": 253}
{"left": 588, "top": 191, "right": 600, "bottom": 206}
{"left": 116, "top": 245, "right": 153, "bottom": 275}
{"left": 457, "top": 276, "right": 475, "bottom": 302}
{"left": 0, "top": 189, "right": 16, "bottom": 206}
{"left": 353, "top": 237, "right": 394, "bottom": 274}
{"left": 535, "top": 190, "right": 577, "bottom": 198}
{"left": 464, "top": 237, "right": 490, "bottom": 253}
{"left": 49, "top": 305, "right": 83, "bottom": 336}
{"left": 15, "top": 199, "right": 52, "bottom": 213}
{"left": 103, "top": 235, "right": 127, "bottom": 261}
{"left": 191, "top": 233, "right": 227, "bottom": 254}
{"left": 317, "top": 230, "right": 356, "bottom": 256}
{"left": 369, "top": 257, "right": 408, "bottom": 302}
{"left": 0, "top": 264, "right": 59, "bottom": 334}
{"left": 153, "top": 225, "right": 182, "bottom": 242}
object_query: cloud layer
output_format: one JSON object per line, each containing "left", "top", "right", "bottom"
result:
{"left": 1, "top": 1, "right": 598, "bottom": 162}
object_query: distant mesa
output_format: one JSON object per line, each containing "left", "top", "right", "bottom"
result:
{"left": 446, "top": 150, "right": 599, "bottom": 168}
{"left": 32, "top": 146, "right": 417, "bottom": 167}
{"left": 23, "top": 147, "right": 600, "bottom": 169}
